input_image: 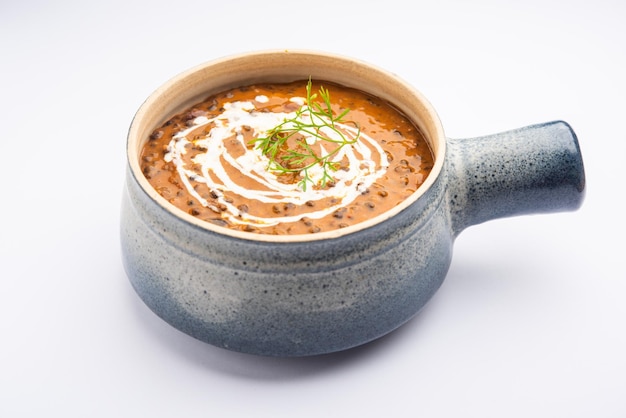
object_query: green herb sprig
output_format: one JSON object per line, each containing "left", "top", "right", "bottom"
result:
{"left": 252, "top": 78, "right": 360, "bottom": 191}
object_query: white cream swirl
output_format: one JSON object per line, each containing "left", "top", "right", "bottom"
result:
{"left": 163, "top": 98, "right": 389, "bottom": 227}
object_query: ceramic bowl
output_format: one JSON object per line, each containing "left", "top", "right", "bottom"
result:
{"left": 121, "top": 50, "right": 585, "bottom": 357}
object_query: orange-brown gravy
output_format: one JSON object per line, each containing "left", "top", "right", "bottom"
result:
{"left": 140, "top": 80, "right": 434, "bottom": 235}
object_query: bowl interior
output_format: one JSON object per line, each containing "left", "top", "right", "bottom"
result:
{"left": 127, "top": 49, "right": 446, "bottom": 242}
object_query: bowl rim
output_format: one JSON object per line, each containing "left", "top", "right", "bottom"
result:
{"left": 127, "top": 49, "right": 446, "bottom": 243}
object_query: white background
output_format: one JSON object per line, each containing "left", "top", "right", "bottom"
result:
{"left": 1, "top": 1, "right": 624, "bottom": 417}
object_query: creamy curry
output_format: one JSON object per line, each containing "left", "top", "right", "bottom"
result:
{"left": 140, "top": 80, "right": 434, "bottom": 235}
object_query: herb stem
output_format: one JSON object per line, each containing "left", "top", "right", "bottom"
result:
{"left": 252, "top": 78, "right": 360, "bottom": 191}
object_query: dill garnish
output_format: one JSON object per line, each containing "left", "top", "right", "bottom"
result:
{"left": 252, "top": 78, "right": 360, "bottom": 191}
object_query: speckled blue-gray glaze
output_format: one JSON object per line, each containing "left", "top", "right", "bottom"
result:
{"left": 447, "top": 120, "right": 585, "bottom": 235}
{"left": 121, "top": 162, "right": 452, "bottom": 356}
{"left": 120, "top": 119, "right": 584, "bottom": 357}
{"left": 120, "top": 51, "right": 585, "bottom": 357}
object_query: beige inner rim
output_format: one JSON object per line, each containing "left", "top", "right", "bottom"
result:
{"left": 127, "top": 49, "right": 446, "bottom": 242}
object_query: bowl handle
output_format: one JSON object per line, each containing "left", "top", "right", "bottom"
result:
{"left": 446, "top": 120, "right": 586, "bottom": 236}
